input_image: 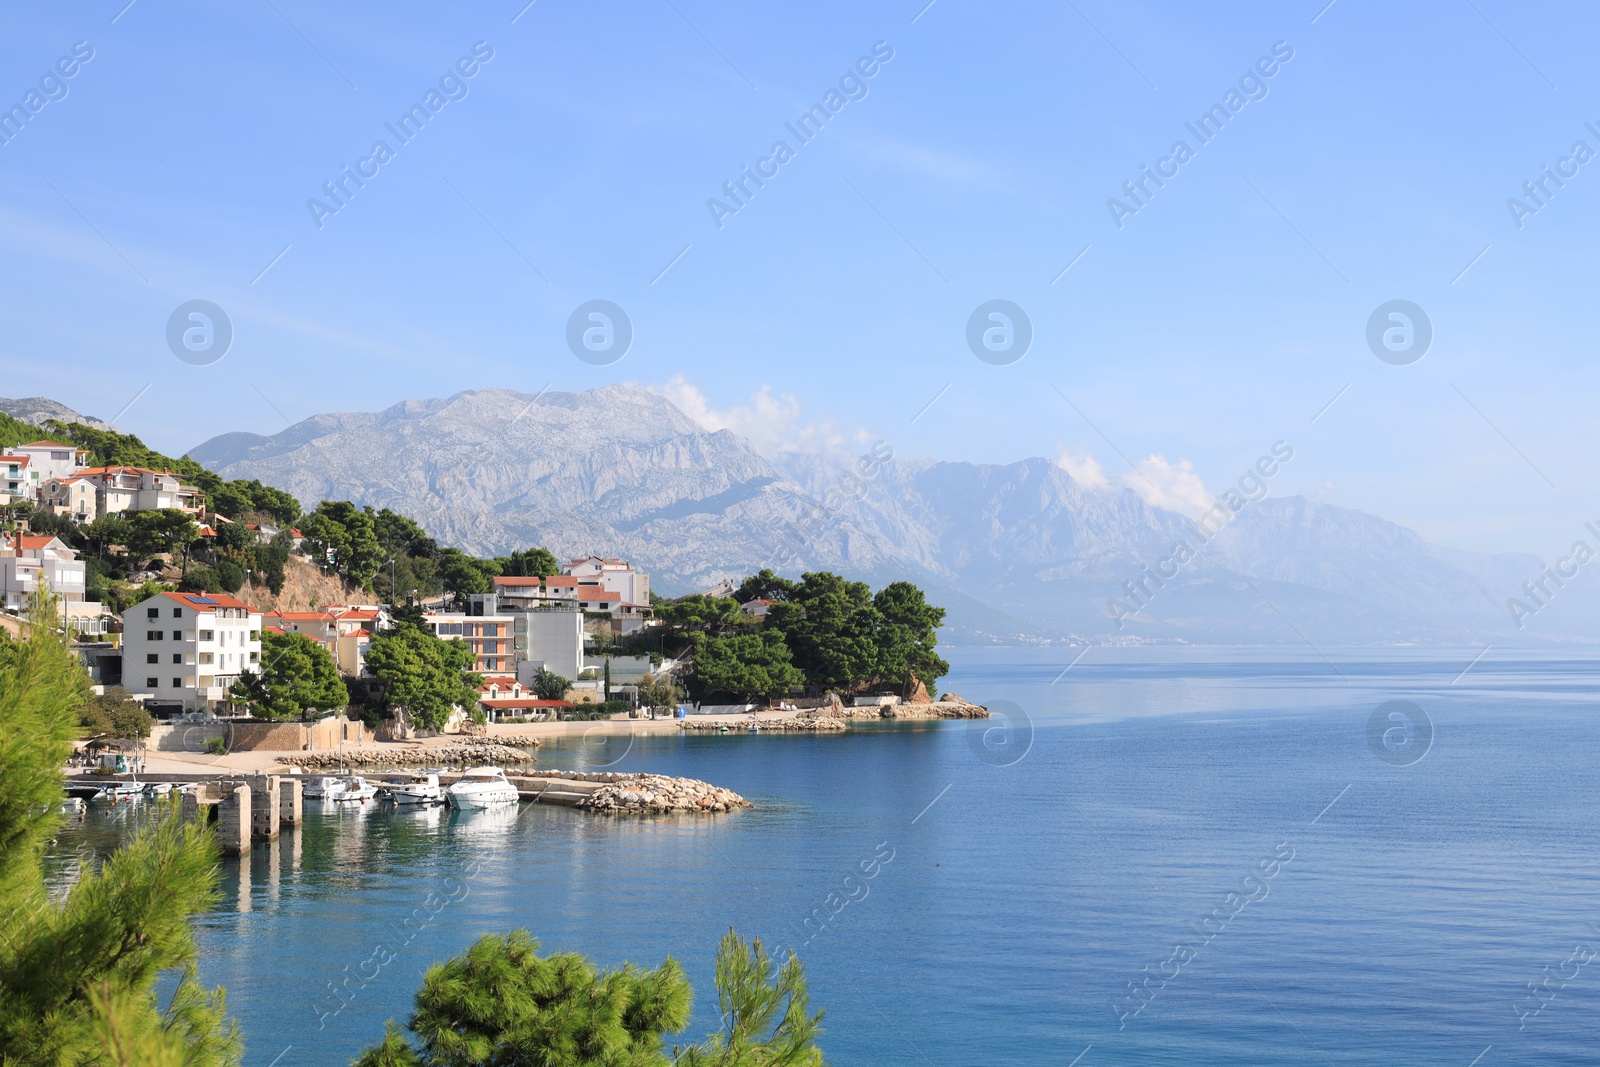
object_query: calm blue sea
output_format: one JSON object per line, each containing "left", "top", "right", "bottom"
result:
{"left": 49, "top": 647, "right": 1600, "bottom": 1065}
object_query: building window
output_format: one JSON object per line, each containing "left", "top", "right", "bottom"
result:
{"left": 147, "top": 630, "right": 162, "bottom": 641}
{"left": 147, "top": 607, "right": 159, "bottom": 619}
{"left": 171, "top": 631, "right": 182, "bottom": 640}
{"left": 172, "top": 608, "right": 182, "bottom": 618}
{"left": 199, "top": 653, "right": 213, "bottom": 664}
{"left": 199, "top": 630, "right": 214, "bottom": 642}
{"left": 146, "top": 653, "right": 158, "bottom": 664}
{"left": 172, "top": 654, "right": 181, "bottom": 664}
{"left": 146, "top": 677, "right": 158, "bottom": 688}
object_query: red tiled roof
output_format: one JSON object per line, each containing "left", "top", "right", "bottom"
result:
{"left": 579, "top": 590, "right": 622, "bottom": 602}
{"left": 544, "top": 575, "right": 577, "bottom": 586}
{"left": 162, "top": 591, "right": 255, "bottom": 611}
{"left": 480, "top": 698, "right": 572, "bottom": 708}
{"left": 493, "top": 576, "right": 543, "bottom": 587}
{"left": 19, "top": 440, "right": 76, "bottom": 448}
{"left": 347, "top": 628, "right": 371, "bottom": 637}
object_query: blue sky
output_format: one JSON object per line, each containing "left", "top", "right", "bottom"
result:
{"left": 1, "top": 0, "right": 1596, "bottom": 559}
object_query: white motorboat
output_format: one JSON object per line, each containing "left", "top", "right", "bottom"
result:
{"left": 304, "top": 775, "right": 348, "bottom": 800}
{"left": 89, "top": 782, "right": 143, "bottom": 805}
{"left": 446, "top": 766, "right": 519, "bottom": 810}
{"left": 334, "top": 776, "right": 378, "bottom": 802}
{"left": 378, "top": 770, "right": 445, "bottom": 805}
{"left": 59, "top": 797, "right": 85, "bottom": 814}
{"left": 144, "top": 782, "right": 174, "bottom": 798}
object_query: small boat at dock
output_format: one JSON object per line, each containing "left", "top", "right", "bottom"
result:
{"left": 377, "top": 770, "right": 446, "bottom": 806}
{"left": 89, "top": 782, "right": 144, "bottom": 805}
{"left": 334, "top": 776, "right": 378, "bottom": 802}
{"left": 446, "top": 766, "right": 519, "bottom": 810}
{"left": 304, "top": 775, "right": 348, "bottom": 800}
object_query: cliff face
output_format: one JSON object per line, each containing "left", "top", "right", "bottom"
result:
{"left": 188, "top": 385, "right": 1588, "bottom": 645}
{"left": 234, "top": 557, "right": 352, "bottom": 615}
{"left": 188, "top": 385, "right": 906, "bottom": 589}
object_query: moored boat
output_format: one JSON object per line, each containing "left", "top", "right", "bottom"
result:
{"left": 89, "top": 782, "right": 143, "bottom": 805}
{"left": 334, "top": 776, "right": 378, "bottom": 802}
{"left": 304, "top": 775, "right": 348, "bottom": 800}
{"left": 446, "top": 766, "right": 519, "bottom": 810}
{"left": 377, "top": 770, "right": 446, "bottom": 805}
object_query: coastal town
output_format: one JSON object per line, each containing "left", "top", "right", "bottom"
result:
{"left": 0, "top": 421, "right": 981, "bottom": 809}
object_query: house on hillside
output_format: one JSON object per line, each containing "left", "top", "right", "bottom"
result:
{"left": 0, "top": 532, "right": 109, "bottom": 632}
{"left": 120, "top": 591, "right": 262, "bottom": 714}
{"left": 244, "top": 522, "right": 304, "bottom": 549}
{"left": 76, "top": 466, "right": 204, "bottom": 520}
{"left": 13, "top": 440, "right": 90, "bottom": 484}
{"left": 0, "top": 454, "right": 30, "bottom": 504}
{"left": 263, "top": 605, "right": 382, "bottom": 675}
{"left": 40, "top": 475, "right": 96, "bottom": 522}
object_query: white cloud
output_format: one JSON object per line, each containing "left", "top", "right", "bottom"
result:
{"left": 651, "top": 375, "right": 849, "bottom": 457}
{"left": 1125, "top": 455, "right": 1212, "bottom": 517}
{"left": 1053, "top": 447, "right": 1109, "bottom": 489}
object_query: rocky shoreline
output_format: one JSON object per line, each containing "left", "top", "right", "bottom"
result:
{"left": 822, "top": 697, "right": 990, "bottom": 721}
{"left": 274, "top": 739, "right": 541, "bottom": 770}
{"left": 680, "top": 718, "right": 848, "bottom": 732}
{"left": 576, "top": 773, "right": 751, "bottom": 814}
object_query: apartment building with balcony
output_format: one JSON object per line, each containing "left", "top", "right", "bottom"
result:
{"left": 425, "top": 609, "right": 514, "bottom": 675}
{"left": 0, "top": 532, "right": 108, "bottom": 631}
{"left": 120, "top": 591, "right": 262, "bottom": 713}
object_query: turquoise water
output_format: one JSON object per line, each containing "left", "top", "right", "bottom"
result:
{"left": 49, "top": 648, "right": 1600, "bottom": 1064}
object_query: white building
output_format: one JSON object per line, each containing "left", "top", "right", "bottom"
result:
{"left": 562, "top": 556, "right": 650, "bottom": 608}
{"left": 121, "top": 591, "right": 262, "bottom": 713}
{"left": 512, "top": 608, "right": 585, "bottom": 682}
{"left": 76, "top": 466, "right": 204, "bottom": 520}
{"left": 0, "top": 533, "right": 107, "bottom": 631}
{"left": 12, "top": 440, "right": 89, "bottom": 485}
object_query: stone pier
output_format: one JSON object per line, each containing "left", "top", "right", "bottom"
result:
{"left": 278, "top": 776, "right": 302, "bottom": 828}
{"left": 218, "top": 785, "right": 251, "bottom": 856}
{"left": 247, "top": 775, "right": 281, "bottom": 842}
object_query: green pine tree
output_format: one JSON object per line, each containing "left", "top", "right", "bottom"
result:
{"left": 0, "top": 589, "right": 241, "bottom": 1065}
{"left": 353, "top": 928, "right": 824, "bottom": 1067}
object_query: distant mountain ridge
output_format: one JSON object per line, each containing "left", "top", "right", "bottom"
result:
{"left": 0, "top": 397, "right": 113, "bottom": 432}
{"left": 183, "top": 385, "right": 1600, "bottom": 645}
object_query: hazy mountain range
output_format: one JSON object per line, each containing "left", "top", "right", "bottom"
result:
{"left": 14, "top": 387, "right": 1586, "bottom": 645}
{"left": 132, "top": 384, "right": 1588, "bottom": 647}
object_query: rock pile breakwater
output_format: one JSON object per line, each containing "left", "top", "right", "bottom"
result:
{"left": 680, "top": 717, "right": 847, "bottom": 732}
{"left": 276, "top": 738, "right": 540, "bottom": 770}
{"left": 577, "top": 773, "right": 750, "bottom": 814}
{"left": 827, "top": 697, "right": 990, "bottom": 721}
